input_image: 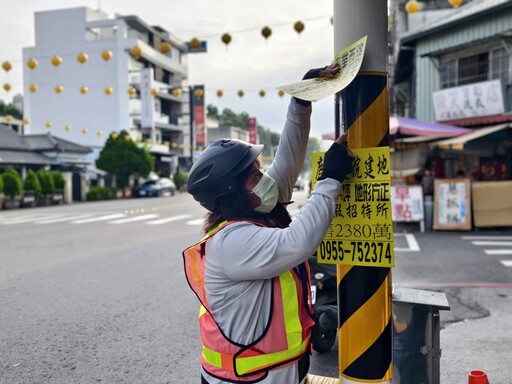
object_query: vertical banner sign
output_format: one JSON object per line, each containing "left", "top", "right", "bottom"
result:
{"left": 312, "top": 147, "right": 394, "bottom": 267}
{"left": 140, "top": 68, "right": 155, "bottom": 132}
{"left": 193, "top": 85, "right": 205, "bottom": 147}
{"left": 248, "top": 117, "right": 257, "bottom": 144}
{"left": 433, "top": 178, "right": 472, "bottom": 231}
{"left": 391, "top": 185, "right": 424, "bottom": 222}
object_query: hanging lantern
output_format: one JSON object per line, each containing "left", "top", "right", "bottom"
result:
{"left": 29, "top": 84, "right": 38, "bottom": 93}
{"left": 27, "top": 58, "right": 38, "bottom": 70}
{"left": 216, "top": 90, "right": 223, "bottom": 98}
{"left": 4, "top": 115, "right": 13, "bottom": 123}
{"left": 136, "top": 137, "right": 142, "bottom": 143}
{"left": 171, "top": 142, "right": 177, "bottom": 148}
{"left": 22, "top": 118, "right": 30, "bottom": 125}
{"left": 190, "top": 38, "right": 200, "bottom": 49}
{"left": 221, "top": 33, "right": 232, "bottom": 46}
{"left": 97, "top": 131, "right": 103, "bottom": 137}
{"left": 294, "top": 21, "right": 305, "bottom": 35}
{"left": 259, "top": 90, "right": 266, "bottom": 97}
{"left": 77, "top": 52, "right": 88, "bottom": 64}
{"left": 127, "top": 87, "right": 136, "bottom": 96}
{"left": 101, "top": 50, "right": 113, "bottom": 61}
{"left": 278, "top": 90, "right": 285, "bottom": 97}
{"left": 64, "top": 124, "right": 71, "bottom": 132}
{"left": 104, "top": 87, "right": 113, "bottom": 96}
{"left": 54, "top": 85, "right": 64, "bottom": 94}
{"left": 261, "top": 26, "right": 272, "bottom": 40}
{"left": 111, "top": 132, "right": 118, "bottom": 140}
{"left": 124, "top": 135, "right": 132, "bottom": 142}
{"left": 79, "top": 86, "right": 89, "bottom": 95}
{"left": 51, "top": 55, "right": 63, "bottom": 67}
{"left": 172, "top": 88, "right": 182, "bottom": 97}
{"left": 448, "top": 0, "right": 463, "bottom": 7}
{"left": 237, "top": 90, "right": 244, "bottom": 98}
{"left": 45, "top": 121, "right": 52, "bottom": 129}
{"left": 2, "top": 61, "right": 12, "bottom": 72}
{"left": 81, "top": 127, "right": 88, "bottom": 134}
{"left": 131, "top": 45, "right": 142, "bottom": 59}
{"left": 3, "top": 83, "right": 12, "bottom": 92}
{"left": 194, "top": 88, "right": 203, "bottom": 98}
{"left": 150, "top": 88, "right": 158, "bottom": 97}
{"left": 405, "top": 0, "right": 421, "bottom": 13}
{"left": 160, "top": 42, "right": 172, "bottom": 54}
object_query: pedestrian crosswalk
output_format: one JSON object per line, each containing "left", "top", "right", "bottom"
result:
{"left": 463, "top": 236, "right": 512, "bottom": 268}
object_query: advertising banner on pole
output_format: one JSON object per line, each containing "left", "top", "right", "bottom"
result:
{"left": 192, "top": 85, "right": 205, "bottom": 146}
{"left": 140, "top": 68, "right": 155, "bottom": 131}
{"left": 248, "top": 118, "right": 257, "bottom": 144}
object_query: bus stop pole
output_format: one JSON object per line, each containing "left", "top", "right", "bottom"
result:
{"left": 333, "top": 1, "right": 392, "bottom": 383}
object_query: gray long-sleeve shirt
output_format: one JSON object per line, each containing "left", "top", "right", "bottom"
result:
{"left": 201, "top": 99, "right": 342, "bottom": 384}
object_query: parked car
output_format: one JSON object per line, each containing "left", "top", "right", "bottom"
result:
{"left": 134, "top": 177, "right": 176, "bottom": 197}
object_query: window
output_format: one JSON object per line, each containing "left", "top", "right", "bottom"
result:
{"left": 440, "top": 59, "right": 457, "bottom": 89}
{"left": 491, "top": 47, "right": 509, "bottom": 84}
{"left": 458, "top": 53, "right": 488, "bottom": 85}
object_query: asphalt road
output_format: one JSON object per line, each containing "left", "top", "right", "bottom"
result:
{"left": 1, "top": 191, "right": 511, "bottom": 383}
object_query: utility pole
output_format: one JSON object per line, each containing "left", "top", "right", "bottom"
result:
{"left": 334, "top": 1, "right": 392, "bottom": 383}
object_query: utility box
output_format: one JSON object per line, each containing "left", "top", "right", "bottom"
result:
{"left": 392, "top": 287, "right": 450, "bottom": 384}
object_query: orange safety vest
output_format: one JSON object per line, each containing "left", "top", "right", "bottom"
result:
{"left": 182, "top": 221, "right": 315, "bottom": 382}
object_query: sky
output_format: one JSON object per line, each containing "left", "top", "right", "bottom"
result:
{"left": 0, "top": 0, "right": 337, "bottom": 140}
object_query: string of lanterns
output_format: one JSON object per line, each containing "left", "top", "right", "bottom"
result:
{"left": 405, "top": 0, "right": 463, "bottom": 14}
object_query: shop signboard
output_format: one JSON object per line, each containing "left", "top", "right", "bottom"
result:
{"left": 391, "top": 185, "right": 424, "bottom": 222}
{"left": 433, "top": 178, "right": 472, "bottom": 231}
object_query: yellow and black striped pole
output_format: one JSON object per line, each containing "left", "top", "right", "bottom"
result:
{"left": 334, "top": 1, "right": 392, "bottom": 383}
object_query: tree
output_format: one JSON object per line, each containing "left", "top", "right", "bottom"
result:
{"left": 96, "top": 130, "right": 154, "bottom": 188}
{"left": 23, "top": 169, "right": 42, "bottom": 197}
{"left": 2, "top": 168, "right": 22, "bottom": 199}
{"left": 0, "top": 100, "right": 22, "bottom": 119}
{"left": 37, "top": 169, "right": 55, "bottom": 197}
{"left": 50, "top": 170, "right": 66, "bottom": 190}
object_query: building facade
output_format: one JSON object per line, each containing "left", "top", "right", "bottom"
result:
{"left": 22, "top": 7, "right": 203, "bottom": 176}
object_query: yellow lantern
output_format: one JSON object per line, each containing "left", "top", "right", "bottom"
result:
{"left": 237, "top": 90, "right": 244, "bottom": 98}
{"left": 29, "top": 84, "right": 38, "bottom": 93}
{"left": 448, "top": 0, "right": 463, "bottom": 7}
{"left": 124, "top": 135, "right": 131, "bottom": 142}
{"left": 64, "top": 124, "right": 71, "bottom": 132}
{"left": 261, "top": 26, "right": 272, "bottom": 40}
{"left": 131, "top": 45, "right": 142, "bottom": 59}
{"left": 2, "top": 61, "right": 12, "bottom": 72}
{"left": 294, "top": 21, "right": 305, "bottom": 35}
{"left": 51, "top": 55, "right": 63, "bottom": 67}
{"left": 111, "top": 132, "right": 118, "bottom": 140}
{"left": 23, "top": 118, "right": 30, "bottom": 125}
{"left": 127, "top": 87, "right": 136, "bottom": 96}
{"left": 157, "top": 140, "right": 162, "bottom": 145}
{"left": 259, "top": 90, "right": 266, "bottom": 97}
{"left": 150, "top": 88, "right": 158, "bottom": 97}
{"left": 77, "top": 52, "right": 88, "bottom": 64}
{"left": 54, "top": 85, "right": 64, "bottom": 94}
{"left": 27, "top": 58, "right": 38, "bottom": 70}
{"left": 405, "top": 0, "right": 421, "bottom": 13}
{"left": 104, "top": 87, "right": 113, "bottom": 96}
{"left": 45, "top": 121, "right": 52, "bottom": 129}
{"left": 221, "top": 33, "right": 232, "bottom": 46}
{"left": 172, "top": 88, "right": 182, "bottom": 97}
{"left": 160, "top": 42, "right": 172, "bottom": 54}
{"left": 3, "top": 83, "right": 12, "bottom": 92}
{"left": 190, "top": 38, "right": 200, "bottom": 50}
{"left": 4, "top": 115, "right": 13, "bottom": 123}
{"left": 194, "top": 88, "right": 203, "bottom": 99}
{"left": 171, "top": 142, "right": 177, "bottom": 148}
{"left": 79, "top": 86, "right": 89, "bottom": 95}
{"left": 97, "top": 130, "right": 103, "bottom": 137}
{"left": 81, "top": 127, "right": 88, "bottom": 134}
{"left": 101, "top": 50, "right": 113, "bottom": 61}
{"left": 216, "top": 90, "right": 223, "bottom": 98}
{"left": 278, "top": 90, "right": 285, "bottom": 97}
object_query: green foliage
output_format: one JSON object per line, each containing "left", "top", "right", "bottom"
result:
{"left": 174, "top": 170, "right": 188, "bottom": 191}
{"left": 86, "top": 186, "right": 117, "bottom": 201}
{"left": 36, "top": 169, "right": 55, "bottom": 197}
{"left": 23, "top": 169, "right": 42, "bottom": 198}
{"left": 2, "top": 168, "right": 22, "bottom": 199}
{"left": 0, "top": 101, "right": 22, "bottom": 119}
{"left": 0, "top": 174, "right": 3, "bottom": 194}
{"left": 96, "top": 130, "right": 154, "bottom": 188}
{"left": 50, "top": 170, "right": 66, "bottom": 190}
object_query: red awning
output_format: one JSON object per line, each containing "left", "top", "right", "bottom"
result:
{"left": 438, "top": 114, "right": 512, "bottom": 127}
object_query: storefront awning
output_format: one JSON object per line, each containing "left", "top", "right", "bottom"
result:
{"left": 390, "top": 116, "right": 471, "bottom": 137}
{"left": 431, "top": 124, "right": 511, "bottom": 150}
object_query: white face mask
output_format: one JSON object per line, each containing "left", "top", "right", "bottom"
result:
{"left": 252, "top": 173, "right": 279, "bottom": 213}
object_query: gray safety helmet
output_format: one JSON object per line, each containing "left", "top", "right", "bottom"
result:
{"left": 187, "top": 139, "right": 263, "bottom": 212}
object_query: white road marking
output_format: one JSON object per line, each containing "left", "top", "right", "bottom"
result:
{"left": 36, "top": 214, "right": 95, "bottom": 224}
{"left": 500, "top": 260, "right": 512, "bottom": 267}
{"left": 1, "top": 215, "right": 62, "bottom": 224}
{"left": 108, "top": 214, "right": 159, "bottom": 224}
{"left": 393, "top": 233, "right": 420, "bottom": 252}
{"left": 72, "top": 213, "right": 126, "bottom": 224}
{"left": 484, "top": 249, "right": 512, "bottom": 255}
{"left": 463, "top": 236, "right": 512, "bottom": 240}
{"left": 186, "top": 219, "right": 203, "bottom": 226}
{"left": 146, "top": 214, "right": 192, "bottom": 225}
{"left": 472, "top": 241, "right": 512, "bottom": 246}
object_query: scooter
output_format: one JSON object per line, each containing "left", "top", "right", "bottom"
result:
{"left": 308, "top": 254, "right": 338, "bottom": 353}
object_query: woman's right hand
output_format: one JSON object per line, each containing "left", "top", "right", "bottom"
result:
{"left": 319, "top": 134, "right": 354, "bottom": 182}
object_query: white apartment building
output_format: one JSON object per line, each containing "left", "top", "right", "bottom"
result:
{"left": 22, "top": 7, "right": 203, "bottom": 175}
